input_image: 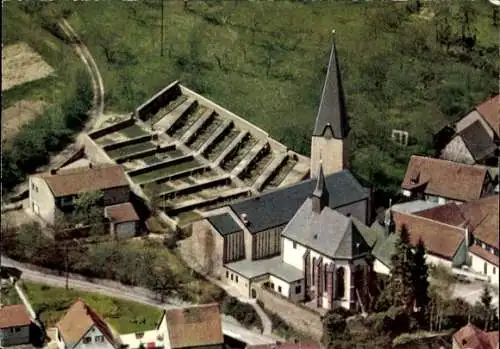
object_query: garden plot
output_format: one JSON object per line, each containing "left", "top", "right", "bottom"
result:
{"left": 169, "top": 104, "right": 208, "bottom": 139}
{"left": 187, "top": 116, "right": 223, "bottom": 151}
{"left": 240, "top": 150, "right": 275, "bottom": 186}
{"left": 204, "top": 127, "right": 240, "bottom": 161}
{"left": 130, "top": 158, "right": 201, "bottom": 184}
{"left": 119, "top": 124, "right": 149, "bottom": 138}
{"left": 94, "top": 125, "right": 150, "bottom": 146}
{"left": 2, "top": 42, "right": 54, "bottom": 91}
{"left": 106, "top": 141, "right": 156, "bottom": 158}
{"left": 141, "top": 148, "right": 185, "bottom": 165}
{"left": 1, "top": 100, "right": 48, "bottom": 141}
{"left": 150, "top": 94, "right": 188, "bottom": 125}
{"left": 221, "top": 135, "right": 257, "bottom": 171}
{"left": 266, "top": 156, "right": 298, "bottom": 190}
{"left": 168, "top": 183, "right": 237, "bottom": 205}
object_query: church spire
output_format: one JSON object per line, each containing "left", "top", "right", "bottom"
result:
{"left": 312, "top": 160, "right": 329, "bottom": 213}
{"left": 312, "top": 30, "right": 350, "bottom": 139}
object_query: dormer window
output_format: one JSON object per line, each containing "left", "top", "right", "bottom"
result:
{"left": 410, "top": 172, "right": 420, "bottom": 185}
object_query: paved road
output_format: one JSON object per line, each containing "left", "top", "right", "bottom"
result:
{"left": 1, "top": 256, "right": 278, "bottom": 346}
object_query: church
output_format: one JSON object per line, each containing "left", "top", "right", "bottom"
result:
{"left": 187, "top": 35, "right": 378, "bottom": 312}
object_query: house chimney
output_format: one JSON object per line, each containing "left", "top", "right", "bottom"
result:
{"left": 50, "top": 169, "right": 57, "bottom": 175}
{"left": 241, "top": 213, "right": 249, "bottom": 225}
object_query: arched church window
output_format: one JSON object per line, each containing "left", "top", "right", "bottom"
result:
{"left": 312, "top": 257, "right": 316, "bottom": 283}
{"left": 336, "top": 267, "right": 345, "bottom": 299}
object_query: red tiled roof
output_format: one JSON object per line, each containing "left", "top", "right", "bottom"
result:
{"left": 469, "top": 245, "right": 499, "bottom": 267}
{"left": 248, "top": 343, "right": 321, "bottom": 349}
{"left": 56, "top": 298, "right": 116, "bottom": 347}
{"left": 165, "top": 304, "right": 223, "bottom": 349}
{"left": 476, "top": 94, "right": 499, "bottom": 136}
{"left": 460, "top": 195, "right": 499, "bottom": 248}
{"left": 401, "top": 156, "right": 488, "bottom": 202}
{"left": 453, "top": 323, "right": 498, "bottom": 349}
{"left": 0, "top": 304, "right": 31, "bottom": 329}
{"left": 487, "top": 331, "right": 499, "bottom": 349}
{"left": 105, "top": 202, "right": 139, "bottom": 223}
{"left": 415, "top": 202, "right": 466, "bottom": 226}
{"left": 392, "top": 211, "right": 465, "bottom": 260}
{"left": 36, "top": 164, "right": 128, "bottom": 197}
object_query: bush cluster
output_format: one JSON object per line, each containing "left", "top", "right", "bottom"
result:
{"left": 221, "top": 296, "right": 263, "bottom": 331}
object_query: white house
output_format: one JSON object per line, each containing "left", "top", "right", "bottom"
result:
{"left": 0, "top": 304, "right": 31, "bottom": 347}
{"left": 56, "top": 299, "right": 119, "bottom": 349}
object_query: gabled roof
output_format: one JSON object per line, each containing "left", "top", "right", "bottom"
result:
{"left": 391, "top": 211, "right": 465, "bottom": 260}
{"left": 401, "top": 156, "right": 488, "bottom": 202}
{"left": 312, "top": 35, "right": 349, "bottom": 139}
{"left": 105, "top": 202, "right": 139, "bottom": 223}
{"left": 458, "top": 120, "right": 497, "bottom": 161}
{"left": 164, "top": 304, "right": 223, "bottom": 349}
{"left": 475, "top": 94, "right": 499, "bottom": 136}
{"left": 415, "top": 202, "right": 466, "bottom": 226}
{"left": 36, "top": 164, "right": 129, "bottom": 197}
{"left": 459, "top": 195, "right": 499, "bottom": 248}
{"left": 56, "top": 298, "right": 116, "bottom": 348}
{"left": 282, "top": 199, "right": 371, "bottom": 259}
{"left": 0, "top": 304, "right": 31, "bottom": 329}
{"left": 227, "top": 170, "right": 369, "bottom": 234}
{"left": 469, "top": 245, "right": 499, "bottom": 267}
{"left": 453, "top": 323, "right": 499, "bottom": 349}
{"left": 207, "top": 213, "right": 242, "bottom": 236}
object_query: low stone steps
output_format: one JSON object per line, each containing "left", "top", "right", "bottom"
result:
{"left": 167, "top": 187, "right": 251, "bottom": 214}
{"left": 252, "top": 152, "right": 288, "bottom": 191}
{"left": 232, "top": 139, "right": 269, "bottom": 177}
{"left": 179, "top": 109, "right": 214, "bottom": 144}
{"left": 158, "top": 175, "right": 232, "bottom": 199}
{"left": 213, "top": 130, "right": 249, "bottom": 168}
{"left": 279, "top": 155, "right": 310, "bottom": 188}
{"left": 154, "top": 97, "right": 196, "bottom": 131}
{"left": 197, "top": 120, "right": 233, "bottom": 156}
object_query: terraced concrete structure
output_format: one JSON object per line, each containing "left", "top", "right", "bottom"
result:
{"left": 85, "top": 81, "right": 310, "bottom": 226}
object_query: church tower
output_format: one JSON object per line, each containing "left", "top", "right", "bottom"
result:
{"left": 310, "top": 31, "right": 350, "bottom": 178}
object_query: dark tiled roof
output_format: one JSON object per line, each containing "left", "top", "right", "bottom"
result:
{"left": 372, "top": 232, "right": 399, "bottom": 268}
{"left": 312, "top": 38, "right": 350, "bottom": 139}
{"left": 207, "top": 213, "right": 242, "bottom": 236}
{"left": 282, "top": 199, "right": 371, "bottom": 259}
{"left": 458, "top": 121, "right": 497, "bottom": 161}
{"left": 475, "top": 94, "right": 499, "bottom": 136}
{"left": 164, "top": 304, "right": 223, "bottom": 349}
{"left": 228, "top": 170, "right": 369, "bottom": 234}
{"left": 401, "top": 156, "right": 488, "bottom": 202}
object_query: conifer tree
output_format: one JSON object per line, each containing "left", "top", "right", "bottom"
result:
{"left": 411, "top": 238, "right": 430, "bottom": 311}
{"left": 480, "top": 285, "right": 493, "bottom": 331}
{"left": 388, "top": 225, "right": 414, "bottom": 311}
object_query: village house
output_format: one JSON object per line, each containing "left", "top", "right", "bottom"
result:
{"left": 438, "top": 94, "right": 499, "bottom": 167}
{"left": 378, "top": 195, "right": 499, "bottom": 284}
{"left": 119, "top": 304, "right": 224, "bottom": 349}
{"left": 185, "top": 36, "right": 380, "bottom": 313}
{"left": 452, "top": 323, "right": 499, "bottom": 349}
{"left": 28, "top": 163, "right": 140, "bottom": 238}
{"left": 400, "top": 155, "right": 495, "bottom": 204}
{"left": 0, "top": 304, "right": 32, "bottom": 347}
{"left": 56, "top": 298, "right": 120, "bottom": 349}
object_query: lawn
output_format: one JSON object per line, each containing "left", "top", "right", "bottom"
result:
{"left": 107, "top": 141, "right": 156, "bottom": 158}
{"left": 21, "top": 281, "right": 163, "bottom": 333}
{"left": 131, "top": 158, "right": 202, "bottom": 184}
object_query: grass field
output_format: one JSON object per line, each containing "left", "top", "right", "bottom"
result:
{"left": 21, "top": 281, "right": 163, "bottom": 333}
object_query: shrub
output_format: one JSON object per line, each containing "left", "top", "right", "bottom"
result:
{"left": 221, "top": 296, "right": 263, "bottom": 331}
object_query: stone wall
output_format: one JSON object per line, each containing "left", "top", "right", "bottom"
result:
{"left": 78, "top": 134, "right": 115, "bottom": 165}
{"left": 255, "top": 286, "right": 323, "bottom": 341}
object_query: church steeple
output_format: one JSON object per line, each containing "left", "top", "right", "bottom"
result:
{"left": 312, "top": 160, "right": 329, "bottom": 213}
{"left": 312, "top": 30, "right": 350, "bottom": 139}
{"left": 310, "top": 30, "right": 350, "bottom": 178}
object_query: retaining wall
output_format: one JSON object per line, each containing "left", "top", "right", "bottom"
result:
{"left": 160, "top": 176, "right": 232, "bottom": 199}
{"left": 88, "top": 117, "right": 135, "bottom": 139}
{"left": 115, "top": 144, "right": 177, "bottom": 164}
{"left": 103, "top": 134, "right": 153, "bottom": 152}
{"left": 56, "top": 148, "right": 85, "bottom": 169}
{"left": 135, "top": 80, "right": 181, "bottom": 121}
{"left": 128, "top": 155, "right": 195, "bottom": 177}
{"left": 78, "top": 134, "right": 116, "bottom": 166}
{"left": 255, "top": 286, "right": 323, "bottom": 341}
{"left": 154, "top": 165, "right": 211, "bottom": 184}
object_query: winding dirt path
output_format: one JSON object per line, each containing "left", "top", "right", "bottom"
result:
{"left": 58, "top": 19, "right": 105, "bottom": 129}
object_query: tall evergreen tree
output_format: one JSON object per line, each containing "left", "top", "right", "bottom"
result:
{"left": 480, "top": 285, "right": 493, "bottom": 331}
{"left": 411, "top": 238, "right": 430, "bottom": 311}
{"left": 388, "top": 225, "right": 414, "bottom": 311}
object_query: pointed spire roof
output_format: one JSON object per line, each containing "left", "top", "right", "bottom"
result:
{"left": 312, "top": 160, "right": 329, "bottom": 213}
{"left": 312, "top": 30, "right": 350, "bottom": 139}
